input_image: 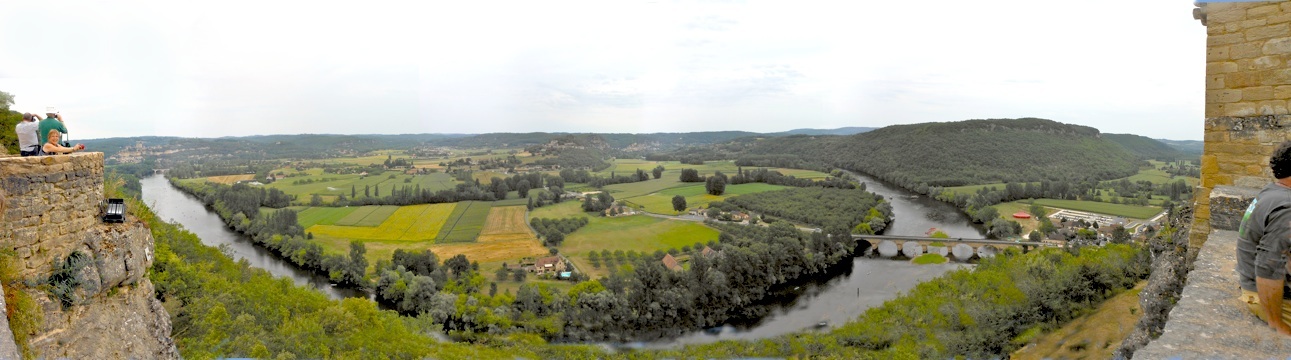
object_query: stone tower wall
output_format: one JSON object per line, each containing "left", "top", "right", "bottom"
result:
{"left": 1194, "top": 1, "right": 1291, "bottom": 246}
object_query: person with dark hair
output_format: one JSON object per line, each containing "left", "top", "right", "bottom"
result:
{"left": 1238, "top": 140, "right": 1291, "bottom": 336}
{"left": 15, "top": 112, "right": 40, "bottom": 156}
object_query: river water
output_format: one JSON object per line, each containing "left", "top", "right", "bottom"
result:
{"left": 652, "top": 171, "right": 986, "bottom": 346}
{"left": 140, "top": 175, "right": 369, "bottom": 300}
{"left": 140, "top": 171, "right": 985, "bottom": 346}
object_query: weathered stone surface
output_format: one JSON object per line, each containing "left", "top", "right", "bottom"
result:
{"left": 1210, "top": 185, "right": 1259, "bottom": 231}
{"left": 1134, "top": 231, "right": 1291, "bottom": 359}
{"left": 29, "top": 280, "right": 179, "bottom": 360}
{"left": 0, "top": 153, "right": 176, "bottom": 359}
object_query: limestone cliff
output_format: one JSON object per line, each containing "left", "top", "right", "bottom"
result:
{"left": 0, "top": 153, "right": 177, "bottom": 359}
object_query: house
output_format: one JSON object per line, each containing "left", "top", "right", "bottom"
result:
{"left": 661, "top": 253, "right": 683, "bottom": 271}
{"left": 701, "top": 246, "right": 716, "bottom": 257}
{"left": 533, "top": 256, "right": 566, "bottom": 275}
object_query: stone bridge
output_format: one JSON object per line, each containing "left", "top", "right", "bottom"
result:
{"left": 851, "top": 234, "right": 1046, "bottom": 261}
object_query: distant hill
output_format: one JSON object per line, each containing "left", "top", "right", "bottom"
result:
{"left": 732, "top": 118, "right": 1142, "bottom": 191}
{"left": 771, "top": 127, "right": 876, "bottom": 136}
{"left": 1156, "top": 139, "right": 1204, "bottom": 158}
{"left": 1104, "top": 133, "right": 1188, "bottom": 161}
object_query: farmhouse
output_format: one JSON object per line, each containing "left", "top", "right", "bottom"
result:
{"left": 533, "top": 256, "right": 566, "bottom": 275}
{"left": 661, "top": 253, "right": 683, "bottom": 271}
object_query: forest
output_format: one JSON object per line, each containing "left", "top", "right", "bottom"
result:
{"left": 722, "top": 187, "right": 892, "bottom": 231}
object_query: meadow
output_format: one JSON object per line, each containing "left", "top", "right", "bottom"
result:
{"left": 1030, "top": 199, "right": 1161, "bottom": 219}
{"left": 530, "top": 202, "right": 719, "bottom": 278}
{"left": 334, "top": 205, "right": 400, "bottom": 227}
{"left": 306, "top": 203, "right": 456, "bottom": 242}
{"left": 478, "top": 206, "right": 536, "bottom": 243}
{"left": 265, "top": 170, "right": 459, "bottom": 202}
{"left": 205, "top": 174, "right": 256, "bottom": 184}
{"left": 623, "top": 183, "right": 787, "bottom": 214}
{"left": 436, "top": 201, "right": 493, "bottom": 243}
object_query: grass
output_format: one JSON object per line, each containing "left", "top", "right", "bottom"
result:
{"left": 912, "top": 253, "right": 949, "bottom": 264}
{"left": 1012, "top": 282, "right": 1146, "bottom": 360}
{"left": 205, "top": 174, "right": 256, "bottom": 184}
{"left": 334, "top": 205, "right": 399, "bottom": 227}
{"left": 1128, "top": 160, "right": 1200, "bottom": 186}
{"left": 601, "top": 178, "right": 687, "bottom": 199}
{"left": 560, "top": 214, "right": 719, "bottom": 278}
{"left": 478, "top": 206, "right": 537, "bottom": 243}
{"left": 529, "top": 201, "right": 591, "bottom": 219}
{"left": 623, "top": 183, "right": 787, "bottom": 214}
{"left": 307, "top": 203, "right": 457, "bottom": 242}
{"left": 266, "top": 171, "right": 459, "bottom": 202}
{"left": 296, "top": 206, "right": 358, "bottom": 228}
{"left": 436, "top": 201, "right": 492, "bottom": 243}
{"left": 1031, "top": 199, "right": 1161, "bottom": 219}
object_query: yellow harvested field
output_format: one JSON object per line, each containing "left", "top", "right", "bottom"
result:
{"left": 307, "top": 203, "right": 456, "bottom": 241}
{"left": 478, "top": 206, "right": 535, "bottom": 242}
{"left": 428, "top": 238, "right": 547, "bottom": 264}
{"left": 206, "top": 174, "right": 256, "bottom": 184}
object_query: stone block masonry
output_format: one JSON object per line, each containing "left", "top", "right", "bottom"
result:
{"left": 0, "top": 152, "right": 177, "bottom": 359}
{"left": 1194, "top": 1, "right": 1291, "bottom": 250}
{"left": 1, "top": 153, "right": 105, "bottom": 280}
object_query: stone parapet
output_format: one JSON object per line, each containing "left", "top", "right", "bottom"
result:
{"left": 0, "top": 153, "right": 105, "bottom": 279}
{"left": 1134, "top": 230, "right": 1291, "bottom": 358}
{"left": 1209, "top": 185, "right": 1259, "bottom": 231}
{"left": 0, "top": 152, "right": 176, "bottom": 359}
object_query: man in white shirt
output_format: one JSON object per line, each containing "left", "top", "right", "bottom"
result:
{"left": 15, "top": 112, "right": 41, "bottom": 156}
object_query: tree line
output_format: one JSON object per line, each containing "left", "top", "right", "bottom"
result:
{"left": 722, "top": 187, "right": 892, "bottom": 232}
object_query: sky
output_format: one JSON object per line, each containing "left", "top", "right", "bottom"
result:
{"left": 0, "top": 0, "right": 1207, "bottom": 140}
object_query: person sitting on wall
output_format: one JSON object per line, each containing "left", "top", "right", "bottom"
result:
{"left": 15, "top": 112, "right": 41, "bottom": 156}
{"left": 1238, "top": 140, "right": 1291, "bottom": 336}
{"left": 41, "top": 129, "right": 83, "bottom": 155}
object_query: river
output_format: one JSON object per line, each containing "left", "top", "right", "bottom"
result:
{"left": 140, "top": 175, "right": 369, "bottom": 300}
{"left": 141, "top": 171, "right": 985, "bottom": 346}
{"left": 650, "top": 170, "right": 986, "bottom": 346}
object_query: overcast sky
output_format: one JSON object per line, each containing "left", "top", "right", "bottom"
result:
{"left": 0, "top": 0, "right": 1206, "bottom": 140}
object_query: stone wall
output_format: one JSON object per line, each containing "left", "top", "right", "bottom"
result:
{"left": 0, "top": 153, "right": 177, "bottom": 359}
{"left": 1194, "top": 1, "right": 1291, "bottom": 248}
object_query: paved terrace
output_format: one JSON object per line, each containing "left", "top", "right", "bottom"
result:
{"left": 1136, "top": 186, "right": 1291, "bottom": 359}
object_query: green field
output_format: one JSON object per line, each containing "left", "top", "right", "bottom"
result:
{"left": 1128, "top": 161, "right": 1200, "bottom": 186}
{"left": 334, "top": 205, "right": 400, "bottom": 227}
{"left": 266, "top": 171, "right": 459, "bottom": 203}
{"left": 623, "top": 183, "right": 788, "bottom": 214}
{"left": 600, "top": 177, "right": 687, "bottom": 199}
{"left": 436, "top": 201, "right": 493, "bottom": 243}
{"left": 296, "top": 206, "right": 358, "bottom": 228}
{"left": 1031, "top": 199, "right": 1161, "bottom": 219}
{"left": 562, "top": 214, "right": 719, "bottom": 277}
{"left": 307, "top": 203, "right": 457, "bottom": 242}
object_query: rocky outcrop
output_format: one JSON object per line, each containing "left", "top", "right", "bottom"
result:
{"left": 0, "top": 153, "right": 177, "bottom": 359}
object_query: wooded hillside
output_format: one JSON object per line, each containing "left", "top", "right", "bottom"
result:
{"left": 1104, "top": 133, "right": 1188, "bottom": 161}
{"left": 735, "top": 118, "right": 1143, "bottom": 191}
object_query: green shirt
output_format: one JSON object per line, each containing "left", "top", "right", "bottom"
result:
{"left": 37, "top": 117, "right": 68, "bottom": 145}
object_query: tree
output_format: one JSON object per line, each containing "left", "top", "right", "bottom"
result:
{"left": 348, "top": 241, "right": 368, "bottom": 286}
{"left": 1029, "top": 202, "right": 1046, "bottom": 220}
{"left": 972, "top": 206, "right": 999, "bottom": 224}
{"left": 705, "top": 171, "right": 727, "bottom": 196}
{"left": 351, "top": 185, "right": 356, "bottom": 199}
{"left": 1028, "top": 230, "right": 1043, "bottom": 242}
{"left": 310, "top": 194, "right": 323, "bottom": 206}
{"left": 680, "top": 169, "right": 702, "bottom": 182}
{"left": 445, "top": 254, "right": 471, "bottom": 278}
{"left": 652, "top": 165, "right": 665, "bottom": 179}
{"left": 672, "top": 195, "right": 687, "bottom": 212}
{"left": 516, "top": 180, "right": 531, "bottom": 198}
{"left": 512, "top": 269, "right": 527, "bottom": 282}
{"left": 496, "top": 266, "right": 510, "bottom": 282}
{"left": 1111, "top": 225, "right": 1130, "bottom": 244}
{"left": 988, "top": 218, "right": 1018, "bottom": 239}
{"left": 706, "top": 207, "right": 721, "bottom": 219}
